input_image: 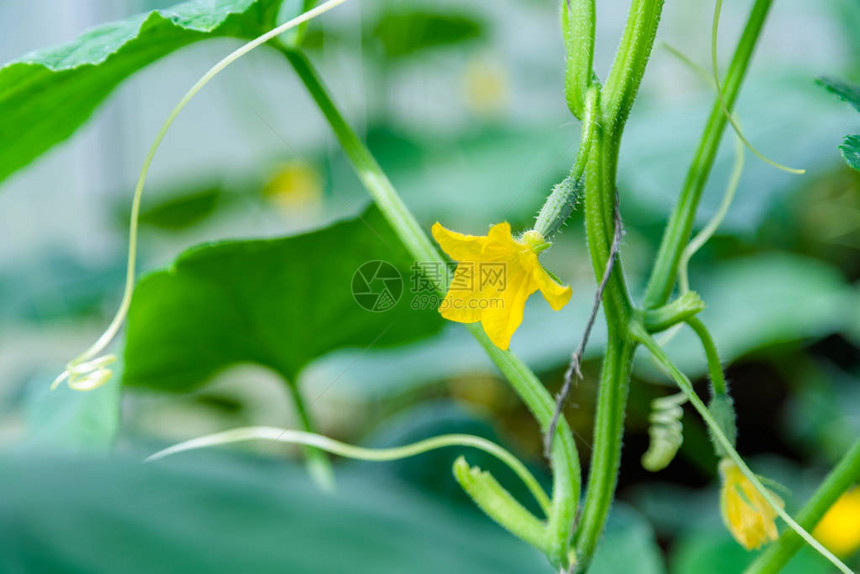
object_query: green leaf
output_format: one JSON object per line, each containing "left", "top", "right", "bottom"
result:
{"left": 137, "top": 184, "right": 223, "bottom": 230}
{"left": 0, "top": 453, "right": 663, "bottom": 574}
{"left": 0, "top": 253, "right": 125, "bottom": 323}
{"left": 0, "top": 454, "right": 549, "bottom": 573}
{"left": 591, "top": 506, "right": 666, "bottom": 574}
{"left": 671, "top": 528, "right": 834, "bottom": 574}
{"left": 21, "top": 371, "right": 121, "bottom": 454}
{"left": 0, "top": 0, "right": 282, "bottom": 185}
{"left": 817, "top": 76, "right": 860, "bottom": 112}
{"left": 369, "top": 7, "right": 487, "bottom": 60}
{"left": 122, "top": 205, "right": 444, "bottom": 391}
{"left": 839, "top": 134, "right": 860, "bottom": 171}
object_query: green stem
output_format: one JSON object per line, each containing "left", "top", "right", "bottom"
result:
{"left": 685, "top": 316, "right": 727, "bottom": 395}
{"left": 600, "top": 0, "right": 665, "bottom": 133}
{"left": 280, "top": 46, "right": 580, "bottom": 568}
{"left": 471, "top": 325, "right": 580, "bottom": 566}
{"left": 572, "top": 1, "right": 664, "bottom": 569}
{"left": 642, "top": 291, "right": 705, "bottom": 332}
{"left": 286, "top": 381, "right": 335, "bottom": 490}
{"left": 563, "top": 0, "right": 597, "bottom": 119}
{"left": 745, "top": 439, "right": 860, "bottom": 574}
{"left": 643, "top": 0, "right": 773, "bottom": 308}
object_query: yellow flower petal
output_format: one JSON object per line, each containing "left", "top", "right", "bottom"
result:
{"left": 432, "top": 221, "right": 571, "bottom": 349}
{"left": 431, "top": 223, "right": 490, "bottom": 261}
{"left": 479, "top": 261, "right": 533, "bottom": 350}
{"left": 719, "top": 459, "right": 782, "bottom": 550}
{"left": 533, "top": 263, "right": 573, "bottom": 311}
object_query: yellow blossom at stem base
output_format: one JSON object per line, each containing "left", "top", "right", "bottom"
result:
{"left": 719, "top": 458, "right": 783, "bottom": 550}
{"left": 813, "top": 487, "right": 860, "bottom": 558}
{"left": 431, "top": 222, "right": 572, "bottom": 350}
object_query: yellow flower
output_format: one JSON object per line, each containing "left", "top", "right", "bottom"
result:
{"left": 432, "top": 222, "right": 572, "bottom": 350}
{"left": 813, "top": 487, "right": 860, "bottom": 557}
{"left": 719, "top": 458, "right": 783, "bottom": 550}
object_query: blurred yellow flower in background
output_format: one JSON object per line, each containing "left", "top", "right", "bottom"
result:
{"left": 719, "top": 459, "right": 783, "bottom": 550}
{"left": 463, "top": 54, "right": 508, "bottom": 117}
{"left": 263, "top": 160, "right": 323, "bottom": 214}
{"left": 432, "top": 222, "right": 571, "bottom": 350}
{"left": 813, "top": 487, "right": 860, "bottom": 557}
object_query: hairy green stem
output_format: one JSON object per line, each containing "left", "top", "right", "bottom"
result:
{"left": 745, "top": 439, "right": 860, "bottom": 574}
{"left": 644, "top": 0, "right": 773, "bottom": 307}
{"left": 570, "top": 0, "right": 664, "bottom": 570}
{"left": 685, "top": 317, "right": 727, "bottom": 396}
{"left": 563, "top": 0, "right": 597, "bottom": 119}
{"left": 280, "top": 46, "right": 580, "bottom": 568}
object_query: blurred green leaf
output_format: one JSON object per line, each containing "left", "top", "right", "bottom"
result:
{"left": 22, "top": 371, "right": 121, "bottom": 454}
{"left": 0, "top": 454, "right": 549, "bottom": 573}
{"left": 591, "top": 507, "right": 666, "bottom": 574}
{"left": 123, "top": 205, "right": 444, "bottom": 391}
{"left": 671, "top": 528, "right": 835, "bottom": 574}
{"left": 622, "top": 79, "right": 855, "bottom": 232}
{"left": 0, "top": 253, "right": 125, "bottom": 323}
{"left": 369, "top": 7, "right": 486, "bottom": 60}
{"left": 135, "top": 184, "right": 223, "bottom": 230}
{"left": 0, "top": 453, "right": 664, "bottom": 574}
{"left": 839, "top": 135, "right": 860, "bottom": 171}
{"left": 638, "top": 253, "right": 856, "bottom": 381}
{"left": 818, "top": 76, "right": 860, "bottom": 112}
{"left": 0, "top": 0, "right": 282, "bottom": 184}
{"left": 784, "top": 362, "right": 860, "bottom": 461}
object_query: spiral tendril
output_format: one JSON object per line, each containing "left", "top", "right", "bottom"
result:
{"left": 642, "top": 392, "right": 687, "bottom": 472}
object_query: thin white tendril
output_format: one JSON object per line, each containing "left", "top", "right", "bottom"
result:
{"left": 147, "top": 427, "right": 553, "bottom": 516}
{"left": 52, "top": 0, "right": 352, "bottom": 392}
{"left": 712, "top": 0, "right": 804, "bottom": 175}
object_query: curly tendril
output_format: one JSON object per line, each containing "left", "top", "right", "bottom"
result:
{"left": 51, "top": 0, "right": 352, "bottom": 392}
{"left": 641, "top": 392, "right": 687, "bottom": 472}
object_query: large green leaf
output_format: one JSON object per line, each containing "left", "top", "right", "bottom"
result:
{"left": 0, "top": 0, "right": 281, "bottom": 184}
{"left": 0, "top": 454, "right": 549, "bottom": 574}
{"left": 122, "top": 205, "right": 444, "bottom": 390}
{"left": 0, "top": 453, "right": 665, "bottom": 574}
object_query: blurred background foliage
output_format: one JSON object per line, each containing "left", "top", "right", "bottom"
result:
{"left": 0, "top": 0, "right": 858, "bottom": 572}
